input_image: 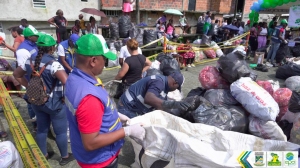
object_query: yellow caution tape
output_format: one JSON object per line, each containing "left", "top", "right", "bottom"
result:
{"left": 0, "top": 79, "right": 51, "bottom": 168}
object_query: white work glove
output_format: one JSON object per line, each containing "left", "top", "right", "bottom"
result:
{"left": 118, "top": 112, "right": 130, "bottom": 126}
{"left": 124, "top": 123, "right": 145, "bottom": 144}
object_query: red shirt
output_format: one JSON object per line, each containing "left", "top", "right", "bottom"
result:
{"left": 75, "top": 95, "right": 119, "bottom": 167}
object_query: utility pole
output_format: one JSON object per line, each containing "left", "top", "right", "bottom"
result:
{"left": 136, "top": 0, "right": 140, "bottom": 24}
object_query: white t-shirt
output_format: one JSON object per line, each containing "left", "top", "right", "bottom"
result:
{"left": 21, "top": 59, "right": 64, "bottom": 77}
{"left": 16, "top": 49, "right": 31, "bottom": 67}
{"left": 119, "top": 46, "right": 142, "bottom": 60}
{"left": 57, "top": 44, "right": 65, "bottom": 57}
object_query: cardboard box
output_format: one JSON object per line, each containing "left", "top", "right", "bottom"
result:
{"left": 253, "top": 52, "right": 265, "bottom": 64}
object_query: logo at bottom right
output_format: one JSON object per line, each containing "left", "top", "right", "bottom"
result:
{"left": 284, "top": 152, "right": 298, "bottom": 167}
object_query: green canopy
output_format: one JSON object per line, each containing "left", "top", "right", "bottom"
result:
{"left": 163, "top": 9, "right": 183, "bottom": 16}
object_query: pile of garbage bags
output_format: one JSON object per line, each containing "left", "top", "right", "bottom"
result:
{"left": 170, "top": 51, "right": 300, "bottom": 143}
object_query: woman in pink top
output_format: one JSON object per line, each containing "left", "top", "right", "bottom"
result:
{"left": 166, "top": 19, "right": 175, "bottom": 39}
{"left": 122, "top": 0, "right": 135, "bottom": 15}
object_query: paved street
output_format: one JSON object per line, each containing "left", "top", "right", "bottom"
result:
{"left": 0, "top": 59, "right": 285, "bottom": 167}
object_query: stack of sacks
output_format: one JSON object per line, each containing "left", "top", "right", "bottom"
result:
{"left": 230, "top": 77, "right": 286, "bottom": 141}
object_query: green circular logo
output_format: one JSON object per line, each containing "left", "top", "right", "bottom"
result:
{"left": 286, "top": 152, "right": 294, "bottom": 161}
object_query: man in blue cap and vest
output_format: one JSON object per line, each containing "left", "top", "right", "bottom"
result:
{"left": 64, "top": 34, "right": 145, "bottom": 167}
{"left": 118, "top": 71, "right": 192, "bottom": 118}
{"left": 16, "top": 25, "right": 40, "bottom": 131}
{"left": 266, "top": 19, "right": 288, "bottom": 67}
{"left": 57, "top": 34, "right": 80, "bottom": 74}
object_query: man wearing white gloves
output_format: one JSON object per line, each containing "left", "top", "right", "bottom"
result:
{"left": 64, "top": 34, "right": 145, "bottom": 168}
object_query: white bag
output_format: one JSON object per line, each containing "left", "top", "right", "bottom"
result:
{"left": 230, "top": 77, "right": 279, "bottom": 121}
{"left": 167, "top": 89, "right": 183, "bottom": 101}
{"left": 150, "top": 60, "right": 160, "bottom": 70}
{"left": 249, "top": 115, "right": 287, "bottom": 141}
{"left": 0, "top": 141, "right": 23, "bottom": 168}
{"left": 129, "top": 111, "right": 300, "bottom": 168}
{"left": 211, "top": 42, "right": 224, "bottom": 57}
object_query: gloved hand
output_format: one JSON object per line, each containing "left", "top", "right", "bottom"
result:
{"left": 124, "top": 123, "right": 145, "bottom": 144}
{"left": 118, "top": 112, "right": 130, "bottom": 126}
{"left": 162, "top": 100, "right": 191, "bottom": 112}
{"left": 284, "top": 40, "right": 288, "bottom": 44}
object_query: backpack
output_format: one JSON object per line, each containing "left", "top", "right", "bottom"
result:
{"left": 26, "top": 59, "right": 56, "bottom": 106}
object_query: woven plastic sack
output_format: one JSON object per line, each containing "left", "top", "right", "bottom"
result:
{"left": 198, "top": 66, "right": 229, "bottom": 89}
{"left": 230, "top": 77, "right": 279, "bottom": 121}
{"left": 193, "top": 48, "right": 205, "bottom": 63}
{"left": 256, "top": 80, "right": 274, "bottom": 96}
{"left": 249, "top": 115, "right": 287, "bottom": 141}
{"left": 285, "top": 76, "right": 300, "bottom": 91}
{"left": 273, "top": 88, "right": 292, "bottom": 107}
{"left": 203, "top": 49, "right": 216, "bottom": 59}
{"left": 203, "top": 89, "right": 239, "bottom": 106}
{"left": 192, "top": 97, "right": 248, "bottom": 133}
{"left": 211, "top": 42, "right": 224, "bottom": 57}
{"left": 288, "top": 91, "right": 300, "bottom": 113}
{"left": 0, "top": 141, "right": 23, "bottom": 168}
{"left": 129, "top": 111, "right": 300, "bottom": 168}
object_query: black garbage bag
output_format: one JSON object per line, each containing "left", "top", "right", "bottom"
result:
{"left": 288, "top": 91, "right": 300, "bottom": 113}
{"left": 290, "top": 45, "right": 300, "bottom": 57}
{"left": 278, "top": 120, "right": 293, "bottom": 140}
{"left": 179, "top": 95, "right": 203, "bottom": 123}
{"left": 192, "top": 97, "right": 248, "bottom": 133}
{"left": 276, "top": 43, "right": 290, "bottom": 63}
{"left": 196, "top": 22, "right": 204, "bottom": 34}
{"left": 217, "top": 51, "right": 257, "bottom": 83}
{"left": 135, "top": 28, "right": 144, "bottom": 47}
{"left": 129, "top": 23, "right": 138, "bottom": 38}
{"left": 203, "top": 89, "right": 239, "bottom": 107}
{"left": 119, "top": 15, "right": 132, "bottom": 38}
{"left": 145, "top": 69, "right": 163, "bottom": 77}
{"left": 276, "top": 62, "right": 300, "bottom": 80}
{"left": 201, "top": 34, "right": 211, "bottom": 47}
{"left": 114, "top": 40, "right": 122, "bottom": 51}
{"left": 187, "top": 87, "right": 206, "bottom": 97}
{"left": 156, "top": 53, "right": 180, "bottom": 76}
{"left": 109, "top": 22, "right": 119, "bottom": 40}
{"left": 143, "top": 29, "right": 157, "bottom": 48}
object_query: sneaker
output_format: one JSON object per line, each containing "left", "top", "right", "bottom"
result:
{"left": 0, "top": 131, "right": 8, "bottom": 138}
{"left": 191, "top": 64, "right": 195, "bottom": 67}
{"left": 59, "top": 153, "right": 75, "bottom": 166}
{"left": 27, "top": 116, "right": 36, "bottom": 123}
{"left": 187, "top": 64, "right": 191, "bottom": 68}
{"left": 265, "top": 62, "right": 273, "bottom": 67}
{"left": 45, "top": 151, "right": 55, "bottom": 160}
{"left": 272, "top": 63, "right": 279, "bottom": 67}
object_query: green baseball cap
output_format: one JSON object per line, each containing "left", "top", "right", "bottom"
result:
{"left": 23, "top": 25, "right": 40, "bottom": 37}
{"left": 75, "top": 34, "right": 117, "bottom": 60}
{"left": 36, "top": 34, "right": 56, "bottom": 47}
{"left": 281, "top": 19, "right": 288, "bottom": 25}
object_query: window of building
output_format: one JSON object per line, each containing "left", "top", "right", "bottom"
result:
{"left": 32, "top": 0, "right": 46, "bottom": 8}
{"left": 81, "top": 0, "right": 88, "bottom": 2}
{"left": 103, "top": 10, "right": 121, "bottom": 17}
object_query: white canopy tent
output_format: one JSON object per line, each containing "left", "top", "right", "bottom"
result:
{"left": 259, "top": 1, "right": 300, "bottom": 14}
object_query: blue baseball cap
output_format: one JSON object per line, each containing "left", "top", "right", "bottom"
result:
{"left": 69, "top": 34, "right": 80, "bottom": 44}
{"left": 169, "top": 71, "right": 184, "bottom": 91}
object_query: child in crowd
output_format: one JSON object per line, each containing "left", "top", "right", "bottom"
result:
{"left": 78, "top": 14, "right": 86, "bottom": 35}
{"left": 177, "top": 40, "right": 195, "bottom": 68}
{"left": 122, "top": 0, "right": 135, "bottom": 16}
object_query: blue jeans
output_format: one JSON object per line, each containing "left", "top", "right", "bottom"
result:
{"left": 117, "top": 101, "right": 138, "bottom": 119}
{"left": 266, "top": 42, "right": 281, "bottom": 63}
{"left": 27, "top": 104, "right": 37, "bottom": 127}
{"left": 31, "top": 104, "right": 68, "bottom": 157}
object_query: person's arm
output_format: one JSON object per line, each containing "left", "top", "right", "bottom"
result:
{"left": 258, "top": 27, "right": 262, "bottom": 35}
{"left": 77, "top": 95, "right": 144, "bottom": 151}
{"left": 144, "top": 92, "right": 164, "bottom": 109}
{"left": 1, "top": 40, "right": 21, "bottom": 53}
{"left": 279, "top": 29, "right": 285, "bottom": 41}
{"left": 13, "top": 66, "right": 28, "bottom": 87}
{"left": 57, "top": 45, "right": 73, "bottom": 72}
{"left": 65, "top": 17, "right": 68, "bottom": 27}
{"left": 142, "top": 58, "right": 151, "bottom": 73}
{"left": 50, "top": 61, "right": 68, "bottom": 85}
{"left": 48, "top": 17, "right": 59, "bottom": 28}
{"left": 119, "top": 47, "right": 125, "bottom": 66}
{"left": 115, "top": 62, "right": 129, "bottom": 80}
